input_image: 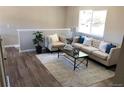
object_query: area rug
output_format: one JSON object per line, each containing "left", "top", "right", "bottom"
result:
{"left": 36, "top": 53, "right": 115, "bottom": 87}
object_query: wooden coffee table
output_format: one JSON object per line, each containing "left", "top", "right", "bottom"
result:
{"left": 58, "top": 47, "right": 89, "bottom": 70}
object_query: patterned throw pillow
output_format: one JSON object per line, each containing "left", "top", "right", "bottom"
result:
{"left": 92, "top": 39, "right": 101, "bottom": 48}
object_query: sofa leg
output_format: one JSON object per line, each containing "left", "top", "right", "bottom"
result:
{"left": 105, "top": 66, "right": 109, "bottom": 69}
{"left": 105, "top": 66, "right": 110, "bottom": 69}
{"left": 105, "top": 65, "right": 117, "bottom": 71}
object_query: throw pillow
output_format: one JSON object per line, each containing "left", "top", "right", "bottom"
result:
{"left": 83, "top": 37, "right": 92, "bottom": 46}
{"left": 99, "top": 41, "right": 109, "bottom": 53}
{"left": 66, "top": 38, "right": 73, "bottom": 44}
{"left": 59, "top": 36, "right": 66, "bottom": 43}
{"left": 72, "top": 36, "right": 80, "bottom": 43}
{"left": 79, "top": 36, "right": 85, "bottom": 43}
{"left": 49, "top": 34, "right": 59, "bottom": 42}
{"left": 64, "top": 44, "right": 73, "bottom": 51}
{"left": 92, "top": 38, "right": 101, "bottom": 48}
{"left": 106, "top": 43, "right": 116, "bottom": 54}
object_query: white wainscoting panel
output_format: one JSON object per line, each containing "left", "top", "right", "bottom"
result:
{"left": 17, "top": 28, "right": 71, "bottom": 52}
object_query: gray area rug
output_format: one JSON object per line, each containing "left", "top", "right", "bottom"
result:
{"left": 36, "top": 53, "right": 115, "bottom": 87}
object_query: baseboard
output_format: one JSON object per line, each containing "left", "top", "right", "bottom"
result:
{"left": 4, "top": 44, "right": 36, "bottom": 53}
{"left": 4, "top": 44, "right": 20, "bottom": 48}
{"left": 19, "top": 49, "right": 36, "bottom": 53}
{"left": 6, "top": 75, "right": 10, "bottom": 87}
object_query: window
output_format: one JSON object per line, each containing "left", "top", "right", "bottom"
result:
{"left": 78, "top": 10, "right": 107, "bottom": 38}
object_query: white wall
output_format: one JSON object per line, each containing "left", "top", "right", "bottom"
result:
{"left": 66, "top": 6, "right": 124, "bottom": 45}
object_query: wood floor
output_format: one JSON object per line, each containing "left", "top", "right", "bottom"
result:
{"left": 4, "top": 47, "right": 114, "bottom": 87}
{"left": 4, "top": 47, "right": 61, "bottom": 87}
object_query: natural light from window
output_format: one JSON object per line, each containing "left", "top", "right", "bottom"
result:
{"left": 78, "top": 10, "right": 107, "bottom": 38}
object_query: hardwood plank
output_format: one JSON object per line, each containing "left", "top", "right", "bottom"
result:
{"left": 89, "top": 78, "right": 114, "bottom": 87}
{"left": 4, "top": 47, "right": 61, "bottom": 87}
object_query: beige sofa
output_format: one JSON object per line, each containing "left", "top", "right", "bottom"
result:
{"left": 72, "top": 37, "right": 121, "bottom": 66}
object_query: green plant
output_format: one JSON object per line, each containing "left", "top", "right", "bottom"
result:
{"left": 32, "top": 31, "right": 43, "bottom": 46}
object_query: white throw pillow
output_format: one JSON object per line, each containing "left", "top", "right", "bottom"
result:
{"left": 64, "top": 44, "right": 73, "bottom": 51}
{"left": 49, "top": 34, "right": 59, "bottom": 42}
{"left": 83, "top": 37, "right": 92, "bottom": 46}
{"left": 99, "top": 41, "right": 108, "bottom": 53}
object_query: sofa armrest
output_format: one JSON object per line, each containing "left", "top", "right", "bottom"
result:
{"left": 107, "top": 47, "right": 121, "bottom": 65}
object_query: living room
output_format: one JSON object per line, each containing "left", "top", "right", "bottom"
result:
{"left": 0, "top": 4, "right": 124, "bottom": 89}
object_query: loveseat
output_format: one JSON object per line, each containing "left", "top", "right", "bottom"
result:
{"left": 72, "top": 36, "right": 121, "bottom": 67}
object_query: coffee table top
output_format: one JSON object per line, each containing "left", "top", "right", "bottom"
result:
{"left": 60, "top": 47, "right": 88, "bottom": 59}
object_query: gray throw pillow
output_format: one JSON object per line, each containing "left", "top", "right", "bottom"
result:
{"left": 72, "top": 36, "right": 80, "bottom": 43}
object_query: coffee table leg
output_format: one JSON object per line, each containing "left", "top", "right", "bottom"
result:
{"left": 58, "top": 48, "right": 59, "bottom": 58}
{"left": 86, "top": 58, "right": 88, "bottom": 67}
{"left": 74, "top": 58, "right": 76, "bottom": 70}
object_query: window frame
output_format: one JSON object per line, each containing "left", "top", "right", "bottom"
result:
{"left": 78, "top": 10, "right": 107, "bottom": 38}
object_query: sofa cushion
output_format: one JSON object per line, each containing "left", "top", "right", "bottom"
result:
{"left": 52, "top": 41, "right": 65, "bottom": 48}
{"left": 72, "top": 43, "right": 99, "bottom": 53}
{"left": 92, "top": 38, "right": 101, "bottom": 48}
{"left": 92, "top": 50, "right": 109, "bottom": 60}
{"left": 80, "top": 46, "right": 99, "bottom": 54}
{"left": 72, "top": 43, "right": 83, "bottom": 49}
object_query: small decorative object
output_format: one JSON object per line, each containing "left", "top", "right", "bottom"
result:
{"left": 32, "top": 31, "right": 43, "bottom": 54}
{"left": 73, "top": 48, "right": 79, "bottom": 56}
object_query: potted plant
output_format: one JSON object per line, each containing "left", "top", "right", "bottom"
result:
{"left": 33, "top": 31, "right": 43, "bottom": 54}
